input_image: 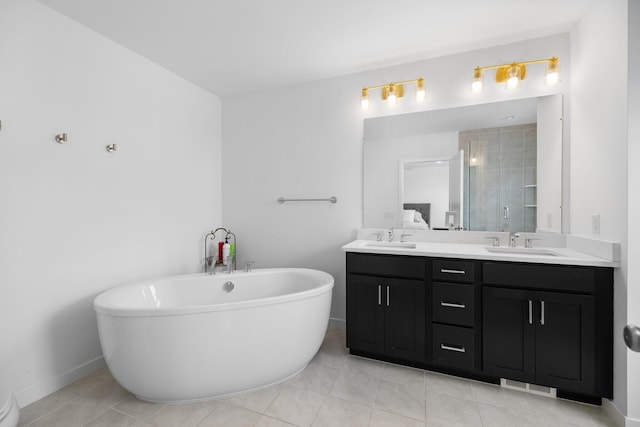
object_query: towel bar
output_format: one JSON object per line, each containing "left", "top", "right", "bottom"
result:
{"left": 277, "top": 196, "right": 337, "bottom": 204}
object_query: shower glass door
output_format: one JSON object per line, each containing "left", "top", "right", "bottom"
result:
{"left": 463, "top": 124, "right": 537, "bottom": 232}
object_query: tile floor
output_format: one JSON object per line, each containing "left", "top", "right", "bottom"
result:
{"left": 17, "top": 327, "right": 617, "bottom": 427}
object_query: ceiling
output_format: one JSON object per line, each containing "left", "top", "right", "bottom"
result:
{"left": 36, "top": 0, "right": 591, "bottom": 97}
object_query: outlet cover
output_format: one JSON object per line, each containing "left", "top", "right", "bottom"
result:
{"left": 592, "top": 214, "right": 600, "bottom": 234}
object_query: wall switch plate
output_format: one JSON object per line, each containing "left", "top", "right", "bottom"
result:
{"left": 592, "top": 214, "right": 600, "bottom": 234}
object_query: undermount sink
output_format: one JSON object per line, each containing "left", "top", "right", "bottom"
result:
{"left": 365, "top": 241, "right": 417, "bottom": 249}
{"left": 484, "top": 246, "right": 561, "bottom": 256}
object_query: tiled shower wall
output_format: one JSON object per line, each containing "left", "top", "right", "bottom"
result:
{"left": 461, "top": 124, "right": 537, "bottom": 232}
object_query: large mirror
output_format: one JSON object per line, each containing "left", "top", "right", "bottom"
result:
{"left": 363, "top": 95, "right": 563, "bottom": 233}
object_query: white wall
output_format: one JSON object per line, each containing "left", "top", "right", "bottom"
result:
{"left": 0, "top": 0, "right": 222, "bottom": 406}
{"left": 570, "top": 0, "right": 632, "bottom": 422}
{"left": 627, "top": 1, "right": 640, "bottom": 424}
{"left": 222, "top": 34, "right": 570, "bottom": 322}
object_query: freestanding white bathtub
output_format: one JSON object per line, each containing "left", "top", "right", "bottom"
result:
{"left": 94, "top": 268, "right": 334, "bottom": 403}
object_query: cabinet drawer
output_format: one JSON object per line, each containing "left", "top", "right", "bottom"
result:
{"left": 483, "top": 262, "right": 597, "bottom": 293}
{"left": 433, "top": 324, "right": 475, "bottom": 371}
{"left": 433, "top": 260, "right": 475, "bottom": 283}
{"left": 347, "top": 252, "right": 425, "bottom": 279}
{"left": 433, "top": 282, "right": 475, "bottom": 327}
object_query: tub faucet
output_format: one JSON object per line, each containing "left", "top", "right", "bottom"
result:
{"left": 244, "top": 261, "right": 255, "bottom": 272}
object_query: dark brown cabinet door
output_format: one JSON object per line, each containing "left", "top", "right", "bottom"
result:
{"left": 346, "top": 274, "right": 385, "bottom": 355}
{"left": 482, "top": 287, "right": 535, "bottom": 382}
{"left": 385, "top": 278, "right": 426, "bottom": 362}
{"left": 535, "top": 291, "right": 595, "bottom": 393}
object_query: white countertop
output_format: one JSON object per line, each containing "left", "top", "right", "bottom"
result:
{"left": 341, "top": 239, "right": 618, "bottom": 268}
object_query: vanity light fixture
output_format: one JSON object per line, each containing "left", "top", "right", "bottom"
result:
{"left": 360, "top": 77, "right": 425, "bottom": 110}
{"left": 471, "top": 56, "right": 559, "bottom": 92}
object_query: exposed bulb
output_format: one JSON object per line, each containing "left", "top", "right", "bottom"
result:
{"left": 507, "top": 75, "right": 519, "bottom": 90}
{"left": 546, "top": 71, "right": 559, "bottom": 85}
{"left": 472, "top": 68, "right": 483, "bottom": 93}
{"left": 415, "top": 78, "right": 426, "bottom": 102}
{"left": 546, "top": 57, "right": 559, "bottom": 85}
{"left": 360, "top": 88, "right": 370, "bottom": 111}
{"left": 387, "top": 93, "right": 397, "bottom": 107}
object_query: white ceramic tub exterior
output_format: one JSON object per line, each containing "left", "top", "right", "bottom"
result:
{"left": 94, "top": 268, "right": 334, "bottom": 402}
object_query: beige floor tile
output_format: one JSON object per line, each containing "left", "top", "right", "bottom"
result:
{"left": 312, "top": 395, "right": 371, "bottom": 427}
{"left": 526, "top": 394, "right": 600, "bottom": 427}
{"left": 84, "top": 409, "right": 150, "bottom": 427}
{"left": 266, "top": 385, "right": 326, "bottom": 427}
{"left": 470, "top": 381, "right": 534, "bottom": 417}
{"left": 341, "top": 355, "right": 385, "bottom": 378}
{"left": 114, "top": 396, "right": 166, "bottom": 422}
{"left": 255, "top": 415, "right": 297, "bottom": 427}
{"left": 228, "top": 384, "right": 282, "bottom": 413}
{"left": 312, "top": 335, "right": 348, "bottom": 370}
{"left": 381, "top": 364, "right": 425, "bottom": 400}
{"left": 424, "top": 371, "right": 475, "bottom": 401}
{"left": 147, "top": 400, "right": 221, "bottom": 427}
{"left": 370, "top": 409, "right": 424, "bottom": 427}
{"left": 425, "top": 392, "right": 482, "bottom": 427}
{"left": 329, "top": 369, "right": 380, "bottom": 406}
{"left": 287, "top": 360, "right": 340, "bottom": 394}
{"left": 478, "top": 402, "right": 538, "bottom": 427}
{"left": 17, "top": 387, "right": 79, "bottom": 426}
{"left": 375, "top": 380, "right": 425, "bottom": 421}
{"left": 198, "top": 402, "right": 261, "bottom": 427}
{"left": 26, "top": 397, "right": 108, "bottom": 427}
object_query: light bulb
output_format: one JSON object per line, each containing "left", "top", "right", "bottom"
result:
{"left": 472, "top": 68, "right": 483, "bottom": 93}
{"left": 415, "top": 78, "right": 426, "bottom": 102}
{"left": 546, "top": 57, "right": 559, "bottom": 85}
{"left": 506, "top": 64, "right": 520, "bottom": 90}
{"left": 360, "top": 88, "right": 369, "bottom": 111}
{"left": 387, "top": 85, "right": 397, "bottom": 107}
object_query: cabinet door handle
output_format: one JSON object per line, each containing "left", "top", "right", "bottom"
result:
{"left": 441, "top": 344, "right": 466, "bottom": 353}
{"left": 540, "top": 300, "right": 545, "bottom": 325}
{"left": 386, "top": 285, "right": 390, "bottom": 307}
{"left": 441, "top": 301, "right": 466, "bottom": 309}
{"left": 441, "top": 269, "right": 466, "bottom": 275}
{"left": 528, "top": 299, "right": 533, "bottom": 325}
{"left": 378, "top": 285, "right": 381, "bottom": 306}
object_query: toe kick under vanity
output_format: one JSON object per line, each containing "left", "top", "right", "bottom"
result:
{"left": 342, "top": 235, "right": 617, "bottom": 404}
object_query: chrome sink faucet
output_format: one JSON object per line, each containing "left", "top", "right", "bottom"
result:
{"left": 388, "top": 228, "right": 394, "bottom": 242}
{"left": 509, "top": 232, "right": 520, "bottom": 248}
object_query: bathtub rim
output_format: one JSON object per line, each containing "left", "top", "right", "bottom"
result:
{"left": 94, "top": 268, "right": 334, "bottom": 318}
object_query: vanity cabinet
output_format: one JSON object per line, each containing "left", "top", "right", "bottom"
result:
{"left": 346, "top": 253, "right": 426, "bottom": 363}
{"left": 482, "top": 262, "right": 613, "bottom": 398}
{"left": 344, "top": 250, "right": 614, "bottom": 402}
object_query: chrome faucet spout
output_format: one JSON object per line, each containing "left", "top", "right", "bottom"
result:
{"left": 388, "top": 228, "right": 394, "bottom": 242}
{"left": 509, "top": 232, "right": 520, "bottom": 248}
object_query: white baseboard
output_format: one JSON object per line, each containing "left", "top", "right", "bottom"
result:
{"left": 603, "top": 399, "right": 640, "bottom": 427}
{"left": 15, "top": 356, "right": 106, "bottom": 408}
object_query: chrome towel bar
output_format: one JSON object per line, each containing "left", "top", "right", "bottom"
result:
{"left": 277, "top": 196, "right": 337, "bottom": 204}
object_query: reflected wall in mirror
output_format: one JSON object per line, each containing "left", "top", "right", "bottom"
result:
{"left": 363, "top": 95, "right": 563, "bottom": 233}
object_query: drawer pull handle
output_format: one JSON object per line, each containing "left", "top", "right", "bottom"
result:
{"left": 540, "top": 300, "right": 545, "bottom": 325}
{"left": 441, "top": 301, "right": 466, "bottom": 309}
{"left": 528, "top": 299, "right": 533, "bottom": 325}
{"left": 441, "top": 344, "right": 466, "bottom": 353}
{"left": 378, "top": 285, "right": 381, "bottom": 306}
{"left": 386, "top": 285, "right": 390, "bottom": 307}
{"left": 440, "top": 269, "right": 466, "bottom": 275}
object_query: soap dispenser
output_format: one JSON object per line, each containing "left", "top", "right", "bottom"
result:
{"left": 222, "top": 237, "right": 231, "bottom": 265}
